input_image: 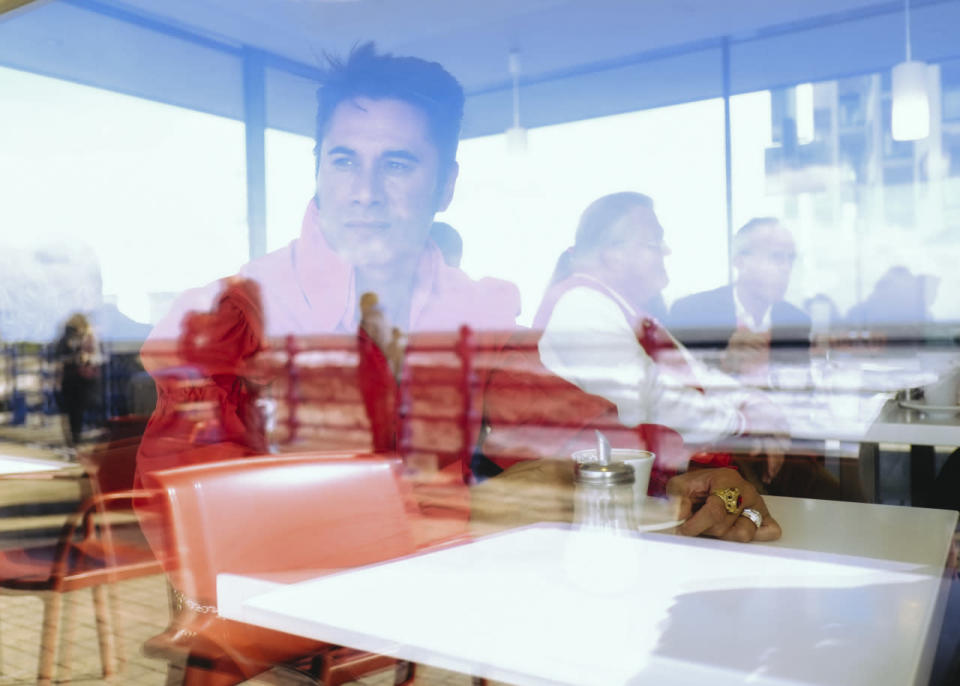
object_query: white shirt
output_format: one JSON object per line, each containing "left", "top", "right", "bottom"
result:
{"left": 538, "top": 282, "right": 746, "bottom": 446}
{"left": 733, "top": 285, "right": 772, "bottom": 333}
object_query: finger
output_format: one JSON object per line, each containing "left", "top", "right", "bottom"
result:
{"left": 722, "top": 514, "right": 758, "bottom": 543}
{"left": 665, "top": 474, "right": 686, "bottom": 497}
{"left": 704, "top": 512, "right": 739, "bottom": 539}
{"left": 678, "top": 492, "right": 729, "bottom": 538}
{"left": 754, "top": 512, "right": 782, "bottom": 541}
{"left": 764, "top": 450, "right": 784, "bottom": 484}
{"left": 675, "top": 496, "right": 695, "bottom": 522}
{"left": 743, "top": 495, "right": 782, "bottom": 542}
{"left": 665, "top": 475, "right": 698, "bottom": 520}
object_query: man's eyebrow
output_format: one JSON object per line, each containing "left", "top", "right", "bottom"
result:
{"left": 326, "top": 145, "right": 355, "bottom": 156}
{"left": 383, "top": 150, "right": 420, "bottom": 163}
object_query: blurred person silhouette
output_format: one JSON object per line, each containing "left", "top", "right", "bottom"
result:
{"left": 0, "top": 242, "right": 150, "bottom": 343}
{"left": 429, "top": 221, "right": 463, "bottom": 267}
{"left": 482, "top": 193, "right": 786, "bottom": 543}
{"left": 803, "top": 293, "right": 840, "bottom": 334}
{"left": 669, "top": 220, "right": 852, "bottom": 500}
{"left": 136, "top": 43, "right": 520, "bottom": 484}
{"left": 54, "top": 313, "right": 102, "bottom": 446}
{"left": 669, "top": 217, "right": 810, "bottom": 385}
{"left": 845, "top": 266, "right": 938, "bottom": 331}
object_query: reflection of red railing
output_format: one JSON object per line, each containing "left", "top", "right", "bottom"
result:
{"left": 259, "top": 334, "right": 370, "bottom": 452}
{"left": 283, "top": 334, "right": 299, "bottom": 444}
{"left": 261, "top": 329, "right": 490, "bottom": 476}
{"left": 151, "top": 324, "right": 701, "bottom": 485}
{"left": 264, "top": 327, "right": 654, "bottom": 477}
{"left": 395, "top": 326, "right": 481, "bottom": 474}
{"left": 261, "top": 326, "right": 671, "bottom": 485}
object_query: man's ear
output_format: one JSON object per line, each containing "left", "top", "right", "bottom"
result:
{"left": 435, "top": 160, "right": 459, "bottom": 212}
{"left": 732, "top": 253, "right": 745, "bottom": 275}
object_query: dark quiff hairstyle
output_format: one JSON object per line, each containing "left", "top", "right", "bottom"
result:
{"left": 314, "top": 42, "right": 465, "bottom": 182}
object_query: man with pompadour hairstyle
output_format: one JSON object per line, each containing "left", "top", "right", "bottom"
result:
{"left": 136, "top": 43, "right": 519, "bottom": 482}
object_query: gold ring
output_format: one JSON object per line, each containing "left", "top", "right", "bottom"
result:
{"left": 711, "top": 487, "right": 742, "bottom": 514}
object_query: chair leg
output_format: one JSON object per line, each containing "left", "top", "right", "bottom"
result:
{"left": 59, "top": 590, "right": 77, "bottom": 683}
{"left": 108, "top": 581, "right": 127, "bottom": 672}
{"left": 395, "top": 660, "right": 416, "bottom": 685}
{"left": 38, "top": 592, "right": 62, "bottom": 685}
{"left": 163, "top": 662, "right": 187, "bottom": 686}
{"left": 182, "top": 661, "right": 245, "bottom": 686}
{"left": 92, "top": 584, "right": 117, "bottom": 677}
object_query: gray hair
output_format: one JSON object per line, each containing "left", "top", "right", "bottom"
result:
{"left": 573, "top": 192, "right": 654, "bottom": 259}
{"left": 732, "top": 217, "right": 783, "bottom": 257}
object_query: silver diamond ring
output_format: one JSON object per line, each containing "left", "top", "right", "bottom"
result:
{"left": 740, "top": 507, "right": 763, "bottom": 528}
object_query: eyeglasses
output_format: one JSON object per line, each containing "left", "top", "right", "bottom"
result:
{"left": 609, "top": 237, "right": 670, "bottom": 255}
{"left": 743, "top": 249, "right": 797, "bottom": 263}
{"left": 640, "top": 240, "right": 670, "bottom": 254}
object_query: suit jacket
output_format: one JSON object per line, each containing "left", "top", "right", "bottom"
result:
{"left": 668, "top": 284, "right": 811, "bottom": 353}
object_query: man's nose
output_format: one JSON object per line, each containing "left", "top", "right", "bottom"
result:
{"left": 350, "top": 164, "right": 385, "bottom": 206}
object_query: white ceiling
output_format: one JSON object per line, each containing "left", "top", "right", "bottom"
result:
{"left": 4, "top": 0, "right": 956, "bottom": 138}
{"left": 103, "top": 0, "right": 904, "bottom": 92}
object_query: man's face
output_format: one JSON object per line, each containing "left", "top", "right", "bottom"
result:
{"left": 734, "top": 223, "right": 797, "bottom": 305}
{"left": 315, "top": 97, "right": 457, "bottom": 268}
{"left": 601, "top": 205, "right": 670, "bottom": 301}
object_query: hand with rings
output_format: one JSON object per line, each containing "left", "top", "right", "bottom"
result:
{"left": 666, "top": 468, "right": 781, "bottom": 542}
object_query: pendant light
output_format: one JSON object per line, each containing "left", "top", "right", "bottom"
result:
{"left": 505, "top": 50, "right": 528, "bottom": 153}
{"left": 891, "top": 0, "right": 930, "bottom": 141}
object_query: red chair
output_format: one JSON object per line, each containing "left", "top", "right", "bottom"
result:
{"left": 147, "top": 454, "right": 419, "bottom": 685}
{"left": 0, "top": 436, "right": 163, "bottom": 684}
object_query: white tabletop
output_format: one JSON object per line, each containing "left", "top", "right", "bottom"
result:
{"left": 219, "top": 496, "right": 957, "bottom": 686}
{"left": 0, "top": 454, "right": 65, "bottom": 476}
{"left": 863, "top": 398, "right": 960, "bottom": 447}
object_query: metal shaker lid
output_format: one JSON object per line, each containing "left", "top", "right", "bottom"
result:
{"left": 574, "top": 460, "right": 635, "bottom": 485}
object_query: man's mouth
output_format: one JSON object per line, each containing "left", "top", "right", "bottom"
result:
{"left": 345, "top": 221, "right": 390, "bottom": 230}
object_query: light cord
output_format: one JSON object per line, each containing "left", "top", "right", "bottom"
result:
{"left": 905, "top": 0, "right": 912, "bottom": 62}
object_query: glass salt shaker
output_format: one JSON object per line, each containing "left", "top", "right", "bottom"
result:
{"left": 572, "top": 459, "right": 638, "bottom": 532}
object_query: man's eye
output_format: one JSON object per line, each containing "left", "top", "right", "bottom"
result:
{"left": 331, "top": 156, "right": 353, "bottom": 169}
{"left": 384, "top": 159, "right": 412, "bottom": 174}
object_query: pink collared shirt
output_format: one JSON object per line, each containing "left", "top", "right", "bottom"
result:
{"left": 137, "top": 198, "right": 520, "bottom": 475}
{"left": 143, "top": 200, "right": 520, "bottom": 368}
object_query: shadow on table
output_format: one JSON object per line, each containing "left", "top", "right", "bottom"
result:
{"left": 646, "top": 580, "right": 937, "bottom": 685}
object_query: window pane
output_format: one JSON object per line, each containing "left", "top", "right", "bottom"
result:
{"left": 444, "top": 98, "right": 727, "bottom": 325}
{"left": 0, "top": 65, "right": 247, "bottom": 337}
{"left": 265, "top": 128, "right": 316, "bottom": 253}
{"left": 730, "top": 59, "right": 960, "bottom": 331}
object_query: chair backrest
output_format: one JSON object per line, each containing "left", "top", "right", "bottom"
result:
{"left": 150, "top": 454, "right": 416, "bottom": 606}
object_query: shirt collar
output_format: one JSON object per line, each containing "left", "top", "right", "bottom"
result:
{"left": 294, "top": 199, "right": 443, "bottom": 333}
{"left": 733, "top": 285, "right": 772, "bottom": 333}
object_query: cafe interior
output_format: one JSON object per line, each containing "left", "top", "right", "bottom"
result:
{"left": 0, "top": 0, "right": 959, "bottom": 684}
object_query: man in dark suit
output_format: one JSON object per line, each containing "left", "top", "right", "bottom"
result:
{"left": 669, "top": 219, "right": 848, "bottom": 499}
{"left": 669, "top": 217, "right": 810, "bottom": 383}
